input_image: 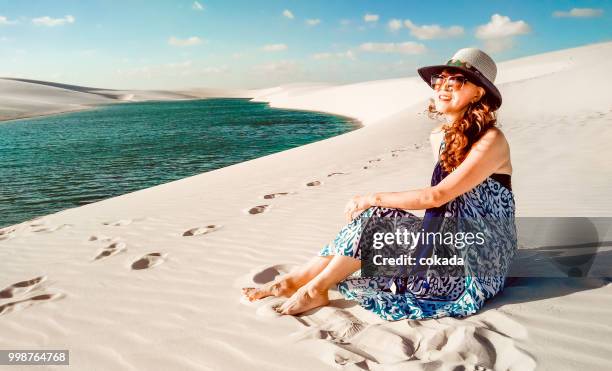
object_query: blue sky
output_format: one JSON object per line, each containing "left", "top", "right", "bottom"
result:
{"left": 0, "top": 0, "right": 610, "bottom": 89}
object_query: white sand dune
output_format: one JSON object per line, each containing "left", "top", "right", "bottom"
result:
{"left": 0, "top": 77, "right": 249, "bottom": 121}
{"left": 0, "top": 41, "right": 611, "bottom": 370}
{"left": 251, "top": 78, "right": 432, "bottom": 126}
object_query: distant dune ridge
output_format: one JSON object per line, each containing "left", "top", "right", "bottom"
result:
{"left": 0, "top": 77, "right": 252, "bottom": 121}
{"left": 0, "top": 41, "right": 611, "bottom": 370}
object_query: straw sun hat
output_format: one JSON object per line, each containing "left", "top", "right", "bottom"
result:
{"left": 417, "top": 48, "right": 502, "bottom": 110}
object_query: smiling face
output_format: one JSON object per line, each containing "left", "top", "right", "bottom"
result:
{"left": 433, "top": 68, "right": 486, "bottom": 120}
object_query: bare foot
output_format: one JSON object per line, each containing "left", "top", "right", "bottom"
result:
{"left": 242, "top": 275, "right": 299, "bottom": 302}
{"left": 275, "top": 285, "right": 329, "bottom": 315}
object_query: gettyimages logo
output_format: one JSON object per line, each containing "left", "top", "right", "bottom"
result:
{"left": 357, "top": 216, "right": 611, "bottom": 279}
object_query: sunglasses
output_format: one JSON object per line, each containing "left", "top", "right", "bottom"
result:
{"left": 430, "top": 74, "right": 469, "bottom": 91}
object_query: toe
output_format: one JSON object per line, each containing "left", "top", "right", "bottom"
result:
{"left": 278, "top": 301, "right": 290, "bottom": 314}
{"left": 282, "top": 301, "right": 296, "bottom": 315}
{"left": 250, "top": 290, "right": 265, "bottom": 300}
{"left": 242, "top": 288, "right": 258, "bottom": 300}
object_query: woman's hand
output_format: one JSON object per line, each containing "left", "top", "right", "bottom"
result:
{"left": 344, "top": 194, "right": 375, "bottom": 222}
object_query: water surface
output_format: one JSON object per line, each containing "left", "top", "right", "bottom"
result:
{"left": 0, "top": 98, "right": 360, "bottom": 227}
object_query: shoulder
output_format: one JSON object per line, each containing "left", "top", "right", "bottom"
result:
{"left": 481, "top": 126, "right": 505, "bottom": 140}
{"left": 475, "top": 127, "right": 509, "bottom": 152}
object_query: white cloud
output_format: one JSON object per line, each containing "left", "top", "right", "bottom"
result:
{"left": 475, "top": 14, "right": 531, "bottom": 53}
{"left": 168, "top": 36, "right": 204, "bottom": 47}
{"left": 306, "top": 18, "right": 321, "bottom": 26}
{"left": 253, "top": 60, "right": 299, "bottom": 73}
{"left": 32, "top": 15, "right": 75, "bottom": 26}
{"left": 388, "top": 19, "right": 402, "bottom": 32}
{"left": 475, "top": 14, "right": 530, "bottom": 39}
{"left": 552, "top": 8, "right": 603, "bottom": 18}
{"left": 359, "top": 41, "right": 426, "bottom": 54}
{"left": 312, "top": 50, "right": 355, "bottom": 60}
{"left": 262, "top": 43, "right": 288, "bottom": 52}
{"left": 192, "top": 1, "right": 204, "bottom": 11}
{"left": 339, "top": 19, "right": 351, "bottom": 26}
{"left": 403, "top": 19, "right": 464, "bottom": 39}
{"left": 364, "top": 13, "right": 379, "bottom": 22}
{"left": 0, "top": 16, "right": 18, "bottom": 25}
{"left": 282, "top": 9, "right": 294, "bottom": 19}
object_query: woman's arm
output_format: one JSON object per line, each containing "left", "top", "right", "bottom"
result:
{"left": 366, "top": 128, "right": 510, "bottom": 210}
{"left": 367, "top": 187, "right": 438, "bottom": 210}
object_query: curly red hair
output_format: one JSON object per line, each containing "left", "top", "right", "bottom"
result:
{"left": 427, "top": 94, "right": 499, "bottom": 173}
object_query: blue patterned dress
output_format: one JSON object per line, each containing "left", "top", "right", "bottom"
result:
{"left": 318, "top": 139, "right": 517, "bottom": 321}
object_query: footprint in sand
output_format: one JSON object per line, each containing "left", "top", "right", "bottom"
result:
{"left": 103, "top": 219, "right": 133, "bottom": 227}
{"left": 292, "top": 318, "right": 412, "bottom": 366}
{"left": 25, "top": 218, "right": 41, "bottom": 226}
{"left": 183, "top": 225, "right": 222, "bottom": 236}
{"left": 391, "top": 149, "right": 407, "bottom": 158}
{"left": 23, "top": 217, "right": 47, "bottom": 228}
{"left": 288, "top": 307, "right": 374, "bottom": 367}
{"left": 327, "top": 172, "right": 347, "bottom": 177}
{"left": 32, "top": 224, "right": 73, "bottom": 233}
{"left": 332, "top": 349, "right": 368, "bottom": 367}
{"left": 246, "top": 205, "right": 269, "bottom": 215}
{"left": 0, "top": 227, "right": 15, "bottom": 234}
{"left": 291, "top": 309, "right": 536, "bottom": 370}
{"left": 0, "top": 276, "right": 47, "bottom": 299}
{"left": 93, "top": 241, "right": 127, "bottom": 261}
{"left": 263, "top": 192, "right": 292, "bottom": 200}
{"left": 368, "top": 158, "right": 381, "bottom": 163}
{"left": 0, "top": 276, "right": 63, "bottom": 317}
{"left": 291, "top": 307, "right": 367, "bottom": 344}
{"left": 89, "top": 235, "right": 129, "bottom": 246}
{"left": 131, "top": 252, "right": 167, "bottom": 270}
{"left": 0, "top": 293, "right": 64, "bottom": 317}
{"left": 88, "top": 234, "right": 111, "bottom": 242}
{"left": 0, "top": 227, "right": 16, "bottom": 241}
{"left": 103, "top": 217, "right": 148, "bottom": 227}
{"left": 306, "top": 180, "right": 321, "bottom": 187}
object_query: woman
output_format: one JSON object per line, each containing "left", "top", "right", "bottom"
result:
{"left": 242, "top": 48, "right": 517, "bottom": 321}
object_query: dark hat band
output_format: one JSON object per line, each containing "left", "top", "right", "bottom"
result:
{"left": 446, "top": 58, "right": 483, "bottom": 77}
